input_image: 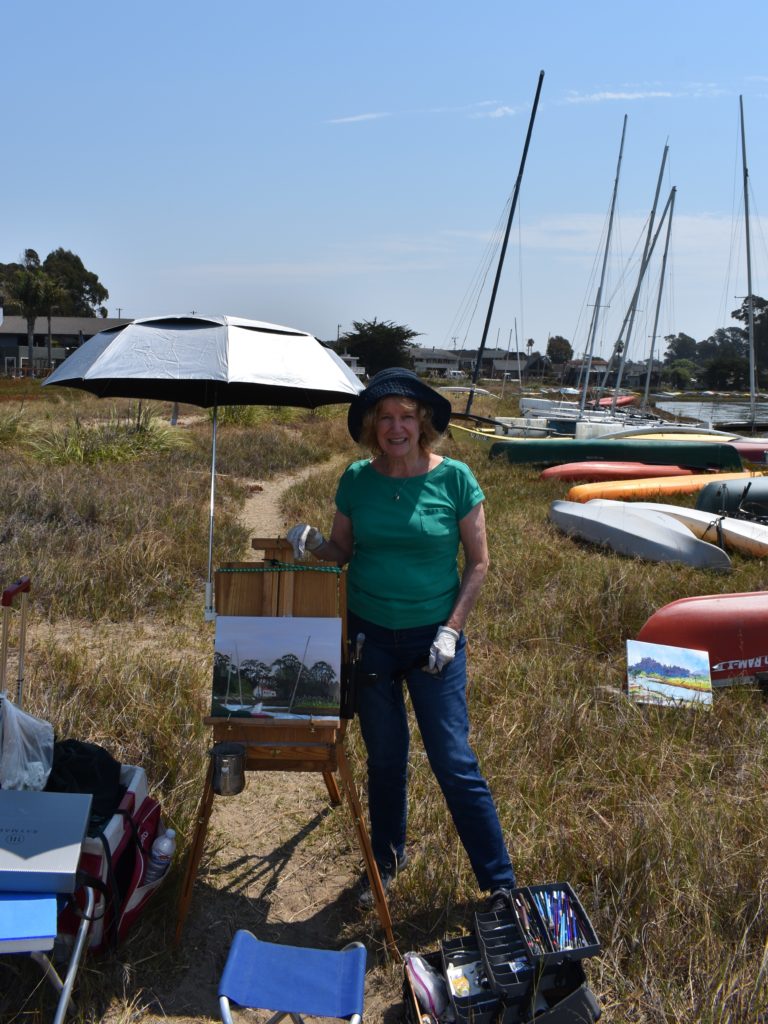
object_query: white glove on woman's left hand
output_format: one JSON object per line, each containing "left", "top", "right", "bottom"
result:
{"left": 426, "top": 626, "right": 460, "bottom": 674}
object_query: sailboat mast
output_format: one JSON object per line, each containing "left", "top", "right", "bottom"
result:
{"left": 466, "top": 70, "right": 544, "bottom": 415}
{"left": 610, "top": 144, "right": 669, "bottom": 413}
{"left": 642, "top": 186, "right": 676, "bottom": 408}
{"left": 599, "top": 186, "right": 673, "bottom": 395}
{"left": 740, "top": 94, "right": 757, "bottom": 424}
{"left": 579, "top": 114, "right": 627, "bottom": 415}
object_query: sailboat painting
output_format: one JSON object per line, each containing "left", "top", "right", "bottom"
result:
{"left": 626, "top": 639, "right": 712, "bottom": 709}
{"left": 211, "top": 616, "right": 342, "bottom": 719}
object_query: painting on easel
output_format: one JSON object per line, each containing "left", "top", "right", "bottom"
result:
{"left": 211, "top": 616, "right": 342, "bottom": 719}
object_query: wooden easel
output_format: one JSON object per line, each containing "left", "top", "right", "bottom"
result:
{"left": 175, "top": 539, "right": 397, "bottom": 956}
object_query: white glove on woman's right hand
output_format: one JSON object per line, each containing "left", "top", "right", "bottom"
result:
{"left": 286, "top": 523, "right": 325, "bottom": 559}
{"left": 426, "top": 625, "right": 460, "bottom": 674}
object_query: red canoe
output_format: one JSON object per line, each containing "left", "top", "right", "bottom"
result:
{"left": 728, "top": 440, "right": 768, "bottom": 465}
{"left": 637, "top": 591, "right": 768, "bottom": 687}
{"left": 540, "top": 461, "right": 695, "bottom": 483}
{"left": 597, "top": 394, "right": 637, "bottom": 407}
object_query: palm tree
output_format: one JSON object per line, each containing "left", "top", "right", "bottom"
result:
{"left": 40, "top": 275, "right": 67, "bottom": 370}
{"left": 9, "top": 250, "right": 46, "bottom": 365}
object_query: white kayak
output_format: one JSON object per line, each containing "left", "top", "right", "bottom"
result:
{"left": 589, "top": 499, "right": 768, "bottom": 558}
{"left": 549, "top": 499, "right": 732, "bottom": 570}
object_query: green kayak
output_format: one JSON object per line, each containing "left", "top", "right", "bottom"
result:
{"left": 489, "top": 438, "right": 743, "bottom": 470}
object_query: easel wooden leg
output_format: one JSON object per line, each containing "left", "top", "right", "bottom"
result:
{"left": 336, "top": 744, "right": 399, "bottom": 960}
{"left": 174, "top": 757, "right": 216, "bottom": 945}
{"left": 322, "top": 768, "right": 342, "bottom": 806}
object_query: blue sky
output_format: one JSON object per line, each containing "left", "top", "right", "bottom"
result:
{"left": 3, "top": 1, "right": 767, "bottom": 362}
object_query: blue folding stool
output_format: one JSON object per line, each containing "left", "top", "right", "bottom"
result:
{"left": 218, "top": 929, "right": 367, "bottom": 1024}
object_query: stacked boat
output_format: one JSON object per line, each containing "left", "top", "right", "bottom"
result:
{"left": 536, "top": 425, "right": 768, "bottom": 570}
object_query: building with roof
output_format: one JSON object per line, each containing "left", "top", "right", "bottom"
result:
{"left": 0, "top": 315, "right": 130, "bottom": 375}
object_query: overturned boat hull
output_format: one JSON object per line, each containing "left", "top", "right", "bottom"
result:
{"left": 490, "top": 438, "right": 744, "bottom": 470}
{"left": 548, "top": 499, "right": 731, "bottom": 570}
{"left": 637, "top": 592, "right": 768, "bottom": 686}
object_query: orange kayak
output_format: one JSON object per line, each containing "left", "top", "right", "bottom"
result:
{"left": 566, "top": 470, "right": 765, "bottom": 503}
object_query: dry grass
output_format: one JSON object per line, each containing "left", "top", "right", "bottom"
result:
{"left": 1, "top": 382, "right": 767, "bottom": 1022}
{"left": 285, "top": 421, "right": 768, "bottom": 1023}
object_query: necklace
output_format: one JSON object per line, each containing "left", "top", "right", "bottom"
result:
{"left": 391, "top": 478, "right": 409, "bottom": 501}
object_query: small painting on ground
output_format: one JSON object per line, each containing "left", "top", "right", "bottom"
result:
{"left": 212, "top": 616, "right": 342, "bottom": 719}
{"left": 626, "top": 639, "right": 713, "bottom": 708}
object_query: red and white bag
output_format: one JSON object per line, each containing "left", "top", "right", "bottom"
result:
{"left": 57, "top": 764, "right": 166, "bottom": 951}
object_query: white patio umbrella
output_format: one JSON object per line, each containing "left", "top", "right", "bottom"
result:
{"left": 43, "top": 314, "right": 363, "bottom": 616}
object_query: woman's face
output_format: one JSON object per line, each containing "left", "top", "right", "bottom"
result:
{"left": 374, "top": 397, "right": 421, "bottom": 458}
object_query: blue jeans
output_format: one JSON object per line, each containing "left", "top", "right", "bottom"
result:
{"left": 350, "top": 611, "right": 516, "bottom": 892}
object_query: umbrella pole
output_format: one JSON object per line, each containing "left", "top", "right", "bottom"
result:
{"left": 205, "top": 405, "right": 218, "bottom": 620}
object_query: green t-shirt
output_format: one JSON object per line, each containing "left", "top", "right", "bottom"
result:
{"left": 334, "top": 456, "right": 484, "bottom": 630}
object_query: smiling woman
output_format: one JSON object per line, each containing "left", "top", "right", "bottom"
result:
{"left": 287, "top": 368, "right": 517, "bottom": 909}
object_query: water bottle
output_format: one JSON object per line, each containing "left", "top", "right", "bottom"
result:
{"left": 143, "top": 828, "right": 176, "bottom": 884}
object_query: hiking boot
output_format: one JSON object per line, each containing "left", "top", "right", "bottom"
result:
{"left": 357, "top": 852, "right": 409, "bottom": 908}
{"left": 488, "top": 888, "right": 513, "bottom": 913}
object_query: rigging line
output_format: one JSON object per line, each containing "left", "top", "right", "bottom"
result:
{"left": 452, "top": 219, "right": 506, "bottom": 342}
{"left": 716, "top": 114, "right": 745, "bottom": 334}
{"left": 444, "top": 198, "right": 511, "bottom": 348}
{"left": 458, "top": 211, "right": 509, "bottom": 348}
{"left": 603, "top": 224, "right": 645, "bottom": 310}
{"left": 746, "top": 178, "right": 768, "bottom": 291}
{"left": 600, "top": 185, "right": 673, "bottom": 391}
{"left": 571, "top": 208, "right": 616, "bottom": 352}
{"left": 516, "top": 197, "right": 525, "bottom": 362}
{"left": 471, "top": 200, "right": 515, "bottom": 325}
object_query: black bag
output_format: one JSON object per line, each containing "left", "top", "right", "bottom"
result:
{"left": 45, "top": 738, "right": 123, "bottom": 825}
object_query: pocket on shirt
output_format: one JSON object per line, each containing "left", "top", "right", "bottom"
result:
{"left": 419, "top": 507, "right": 453, "bottom": 536}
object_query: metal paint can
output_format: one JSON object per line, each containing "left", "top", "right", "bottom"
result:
{"left": 211, "top": 742, "right": 246, "bottom": 796}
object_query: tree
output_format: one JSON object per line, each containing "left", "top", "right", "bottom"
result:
{"left": 8, "top": 250, "right": 47, "bottom": 353}
{"left": 663, "top": 332, "right": 698, "bottom": 365}
{"left": 546, "top": 335, "right": 573, "bottom": 364}
{"left": 662, "top": 358, "right": 698, "bottom": 390}
{"left": 701, "top": 352, "right": 749, "bottom": 390}
{"left": 731, "top": 294, "right": 768, "bottom": 386}
{"left": 1, "top": 247, "right": 110, "bottom": 335}
{"left": 270, "top": 653, "right": 303, "bottom": 701}
{"left": 40, "top": 275, "right": 68, "bottom": 367}
{"left": 338, "top": 319, "right": 420, "bottom": 377}
{"left": 42, "top": 249, "right": 109, "bottom": 317}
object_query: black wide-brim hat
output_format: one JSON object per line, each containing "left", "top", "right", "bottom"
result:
{"left": 347, "top": 367, "right": 453, "bottom": 442}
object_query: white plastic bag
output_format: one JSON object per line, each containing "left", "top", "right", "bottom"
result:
{"left": 404, "top": 952, "right": 454, "bottom": 1021}
{"left": 0, "top": 694, "right": 54, "bottom": 790}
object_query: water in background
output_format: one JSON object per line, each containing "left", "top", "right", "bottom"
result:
{"left": 656, "top": 400, "right": 768, "bottom": 432}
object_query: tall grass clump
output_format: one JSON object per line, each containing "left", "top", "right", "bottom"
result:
{"left": 0, "top": 408, "right": 23, "bottom": 447}
{"left": 209, "top": 407, "right": 348, "bottom": 478}
{"left": 27, "top": 404, "right": 185, "bottom": 464}
{"left": 0, "top": 450, "right": 239, "bottom": 620}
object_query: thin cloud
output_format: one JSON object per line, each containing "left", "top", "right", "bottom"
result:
{"left": 328, "top": 100, "right": 512, "bottom": 123}
{"left": 565, "top": 89, "right": 675, "bottom": 104}
{"left": 564, "top": 82, "right": 727, "bottom": 104}
{"left": 472, "top": 105, "right": 517, "bottom": 118}
{"left": 327, "top": 112, "right": 391, "bottom": 124}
